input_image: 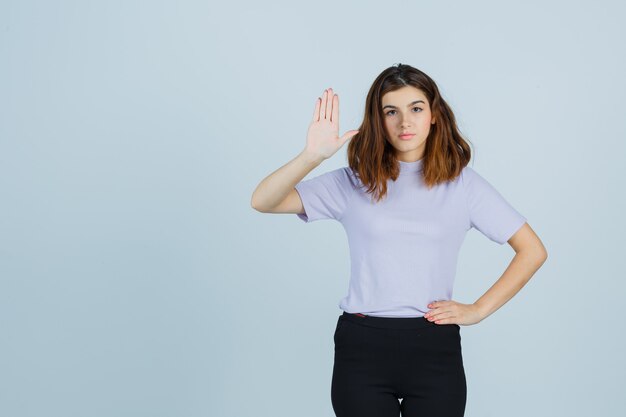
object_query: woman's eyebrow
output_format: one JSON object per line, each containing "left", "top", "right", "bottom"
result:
{"left": 382, "top": 100, "right": 425, "bottom": 110}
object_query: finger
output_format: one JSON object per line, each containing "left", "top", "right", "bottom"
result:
{"left": 434, "top": 316, "right": 456, "bottom": 325}
{"left": 331, "top": 93, "right": 339, "bottom": 123}
{"left": 340, "top": 129, "right": 359, "bottom": 146}
{"left": 425, "top": 307, "right": 446, "bottom": 318}
{"left": 325, "top": 88, "right": 333, "bottom": 119}
{"left": 425, "top": 309, "right": 442, "bottom": 319}
{"left": 320, "top": 89, "right": 327, "bottom": 119}
{"left": 428, "top": 312, "right": 453, "bottom": 324}
{"left": 312, "top": 97, "right": 321, "bottom": 122}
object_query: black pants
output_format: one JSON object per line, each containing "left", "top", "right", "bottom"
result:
{"left": 331, "top": 311, "right": 467, "bottom": 417}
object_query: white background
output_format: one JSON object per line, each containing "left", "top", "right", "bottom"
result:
{"left": 1, "top": 0, "right": 624, "bottom": 416}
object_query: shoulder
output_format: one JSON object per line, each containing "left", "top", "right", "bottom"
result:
{"left": 459, "top": 165, "right": 489, "bottom": 188}
{"left": 299, "top": 166, "right": 357, "bottom": 191}
{"left": 321, "top": 166, "right": 354, "bottom": 183}
{"left": 326, "top": 166, "right": 360, "bottom": 186}
{"left": 458, "top": 165, "right": 499, "bottom": 200}
{"left": 343, "top": 166, "right": 366, "bottom": 191}
{"left": 460, "top": 165, "right": 478, "bottom": 181}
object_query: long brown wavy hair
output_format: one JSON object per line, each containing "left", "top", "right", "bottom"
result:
{"left": 347, "top": 63, "right": 473, "bottom": 202}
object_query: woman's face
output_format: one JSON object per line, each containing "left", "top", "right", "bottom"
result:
{"left": 381, "top": 86, "right": 435, "bottom": 162}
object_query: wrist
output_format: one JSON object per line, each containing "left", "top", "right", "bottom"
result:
{"left": 299, "top": 149, "right": 325, "bottom": 165}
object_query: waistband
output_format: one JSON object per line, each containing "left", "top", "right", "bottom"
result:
{"left": 341, "top": 311, "right": 441, "bottom": 330}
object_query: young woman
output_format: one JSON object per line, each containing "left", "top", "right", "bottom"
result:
{"left": 251, "top": 63, "right": 547, "bottom": 417}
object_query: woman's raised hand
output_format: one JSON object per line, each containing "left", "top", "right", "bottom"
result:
{"left": 303, "top": 88, "right": 359, "bottom": 161}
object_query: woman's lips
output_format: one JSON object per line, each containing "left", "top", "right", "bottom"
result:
{"left": 399, "top": 133, "right": 415, "bottom": 140}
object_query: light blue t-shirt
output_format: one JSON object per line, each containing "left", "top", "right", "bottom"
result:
{"left": 294, "top": 158, "right": 527, "bottom": 318}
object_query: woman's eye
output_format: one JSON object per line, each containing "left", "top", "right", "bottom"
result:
{"left": 385, "top": 108, "right": 422, "bottom": 116}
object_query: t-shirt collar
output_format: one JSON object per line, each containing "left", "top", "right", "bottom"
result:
{"left": 398, "top": 158, "right": 424, "bottom": 173}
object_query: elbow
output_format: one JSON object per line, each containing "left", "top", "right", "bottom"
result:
{"left": 536, "top": 239, "right": 548, "bottom": 264}
{"left": 515, "top": 243, "right": 548, "bottom": 267}
{"left": 250, "top": 194, "right": 268, "bottom": 213}
{"left": 250, "top": 193, "right": 261, "bottom": 212}
{"left": 251, "top": 200, "right": 262, "bottom": 212}
{"left": 252, "top": 205, "right": 267, "bottom": 213}
{"left": 531, "top": 245, "right": 548, "bottom": 268}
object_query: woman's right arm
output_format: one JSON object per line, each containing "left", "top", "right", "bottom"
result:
{"left": 250, "top": 87, "right": 359, "bottom": 214}
{"left": 250, "top": 150, "right": 324, "bottom": 213}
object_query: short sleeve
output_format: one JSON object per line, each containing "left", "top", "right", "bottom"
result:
{"left": 294, "top": 167, "right": 355, "bottom": 223}
{"left": 461, "top": 166, "right": 527, "bottom": 245}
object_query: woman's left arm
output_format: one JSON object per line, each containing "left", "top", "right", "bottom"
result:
{"left": 425, "top": 223, "right": 548, "bottom": 325}
{"left": 470, "top": 222, "right": 548, "bottom": 321}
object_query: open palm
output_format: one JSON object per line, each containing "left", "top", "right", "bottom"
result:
{"left": 304, "top": 88, "right": 359, "bottom": 161}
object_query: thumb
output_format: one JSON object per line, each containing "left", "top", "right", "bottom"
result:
{"left": 340, "top": 129, "right": 359, "bottom": 145}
